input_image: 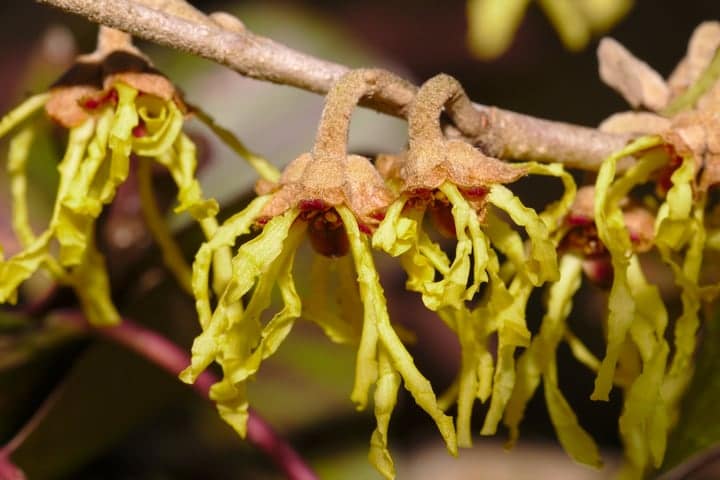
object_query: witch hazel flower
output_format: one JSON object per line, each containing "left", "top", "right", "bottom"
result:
{"left": 373, "top": 74, "right": 576, "bottom": 447}
{"left": 179, "top": 69, "right": 456, "bottom": 480}
{"left": 0, "top": 26, "right": 266, "bottom": 325}
{"left": 0, "top": 27, "right": 195, "bottom": 325}
{"left": 582, "top": 24, "right": 720, "bottom": 477}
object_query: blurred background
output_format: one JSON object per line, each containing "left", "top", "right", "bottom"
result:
{"left": 0, "top": 1, "right": 718, "bottom": 479}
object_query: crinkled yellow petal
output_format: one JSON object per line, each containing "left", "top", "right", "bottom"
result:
{"left": 565, "top": 331, "right": 634, "bottom": 389}
{"left": 191, "top": 105, "right": 281, "bottom": 183}
{"left": 453, "top": 307, "right": 483, "bottom": 447}
{"left": 592, "top": 135, "right": 663, "bottom": 401}
{"left": 57, "top": 108, "right": 113, "bottom": 266}
{"left": 544, "top": 363, "right": 602, "bottom": 467}
{"left": 338, "top": 205, "right": 458, "bottom": 456}
{"left": 503, "top": 253, "right": 600, "bottom": 467}
{"left": 0, "top": 120, "right": 95, "bottom": 303}
{"left": 434, "top": 255, "right": 501, "bottom": 444}
{"left": 0, "top": 93, "right": 50, "bottom": 139}
{"left": 6, "top": 123, "right": 71, "bottom": 292}
{"left": 618, "top": 342, "right": 670, "bottom": 476}
{"left": 369, "top": 347, "right": 401, "bottom": 480}
{"left": 666, "top": 200, "right": 705, "bottom": 387}
{"left": 487, "top": 184, "right": 559, "bottom": 285}
{"left": 372, "top": 196, "right": 416, "bottom": 257}
{"left": 654, "top": 155, "right": 704, "bottom": 406}
{"left": 155, "top": 133, "right": 219, "bottom": 221}
{"left": 655, "top": 156, "right": 695, "bottom": 250}
{"left": 626, "top": 256, "right": 668, "bottom": 363}
{"left": 181, "top": 207, "right": 297, "bottom": 383}
{"left": 191, "top": 195, "right": 270, "bottom": 331}
{"left": 107, "top": 83, "right": 138, "bottom": 196}
{"left": 418, "top": 183, "right": 488, "bottom": 310}
{"left": 132, "top": 95, "right": 184, "bottom": 158}
{"left": 0, "top": 231, "right": 52, "bottom": 304}
{"left": 480, "top": 274, "right": 532, "bottom": 436}
{"left": 504, "top": 254, "right": 583, "bottom": 446}
{"left": 224, "top": 210, "right": 300, "bottom": 305}
{"left": 8, "top": 126, "right": 37, "bottom": 247}
{"left": 223, "top": 220, "right": 305, "bottom": 385}
{"left": 209, "top": 377, "right": 250, "bottom": 438}
{"left": 523, "top": 162, "right": 577, "bottom": 232}
{"left": 483, "top": 209, "right": 526, "bottom": 273}
{"left": 614, "top": 256, "right": 670, "bottom": 475}
{"left": 71, "top": 238, "right": 121, "bottom": 325}
{"left": 396, "top": 208, "right": 451, "bottom": 296}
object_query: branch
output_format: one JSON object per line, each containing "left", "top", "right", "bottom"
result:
{"left": 36, "top": 0, "right": 632, "bottom": 170}
{"left": 52, "top": 312, "right": 319, "bottom": 480}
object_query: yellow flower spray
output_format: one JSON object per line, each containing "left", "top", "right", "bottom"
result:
{"left": 180, "top": 69, "right": 456, "bottom": 480}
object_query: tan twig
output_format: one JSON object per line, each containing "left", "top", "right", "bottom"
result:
{"left": 37, "top": 0, "right": 632, "bottom": 170}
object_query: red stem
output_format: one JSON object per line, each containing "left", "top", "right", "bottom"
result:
{"left": 53, "top": 311, "right": 318, "bottom": 480}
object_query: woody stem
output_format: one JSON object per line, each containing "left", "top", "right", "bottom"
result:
{"left": 311, "top": 68, "right": 414, "bottom": 164}
{"left": 408, "top": 74, "right": 481, "bottom": 148}
{"left": 51, "top": 311, "right": 319, "bottom": 480}
{"left": 37, "top": 0, "right": 632, "bottom": 170}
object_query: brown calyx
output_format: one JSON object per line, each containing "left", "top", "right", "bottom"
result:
{"left": 46, "top": 27, "right": 181, "bottom": 128}
{"left": 401, "top": 74, "right": 527, "bottom": 192}
{"left": 257, "top": 69, "right": 401, "bottom": 227}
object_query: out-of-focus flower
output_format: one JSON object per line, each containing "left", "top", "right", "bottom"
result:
{"left": 0, "top": 27, "right": 269, "bottom": 326}
{"left": 562, "top": 25, "right": 720, "bottom": 474}
{"left": 179, "top": 69, "right": 457, "bottom": 480}
{"left": 467, "top": 0, "right": 633, "bottom": 59}
{"left": 373, "top": 74, "right": 575, "bottom": 449}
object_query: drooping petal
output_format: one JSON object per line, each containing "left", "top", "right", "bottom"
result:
{"left": 71, "top": 238, "right": 121, "bottom": 325}
{"left": 592, "top": 135, "right": 664, "bottom": 401}
{"left": 181, "top": 208, "right": 298, "bottom": 383}
{"left": 372, "top": 196, "right": 416, "bottom": 257}
{"left": 8, "top": 126, "right": 37, "bottom": 247}
{"left": 417, "top": 182, "right": 489, "bottom": 310}
{"left": 368, "top": 347, "right": 401, "bottom": 480}
{"left": 339, "top": 205, "right": 458, "bottom": 456}
{"left": 0, "top": 93, "right": 51, "bottom": 139}
{"left": 504, "top": 254, "right": 584, "bottom": 447}
{"left": 56, "top": 108, "right": 114, "bottom": 265}
{"left": 191, "top": 195, "right": 270, "bottom": 331}
{"left": 480, "top": 274, "right": 532, "bottom": 435}
{"left": 487, "top": 184, "right": 559, "bottom": 285}
{"left": 0, "top": 120, "right": 95, "bottom": 304}
{"left": 223, "top": 220, "right": 305, "bottom": 385}
{"left": 545, "top": 363, "right": 602, "bottom": 467}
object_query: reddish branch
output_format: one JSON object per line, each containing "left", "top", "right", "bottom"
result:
{"left": 36, "top": 0, "right": 632, "bottom": 170}
{"left": 37, "top": 312, "right": 318, "bottom": 480}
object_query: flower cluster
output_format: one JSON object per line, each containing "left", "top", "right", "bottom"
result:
{"left": 179, "top": 69, "right": 579, "bottom": 479}
{"left": 178, "top": 32, "right": 720, "bottom": 477}
{"left": 2, "top": 22, "right": 720, "bottom": 480}
{"left": 0, "top": 28, "right": 269, "bottom": 325}
{"left": 466, "top": 0, "right": 633, "bottom": 59}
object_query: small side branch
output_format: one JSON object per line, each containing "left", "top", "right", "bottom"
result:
{"left": 37, "top": 0, "right": 631, "bottom": 170}
{"left": 52, "top": 312, "right": 319, "bottom": 480}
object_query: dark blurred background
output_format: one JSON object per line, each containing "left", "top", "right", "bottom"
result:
{"left": 0, "top": 1, "right": 718, "bottom": 479}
